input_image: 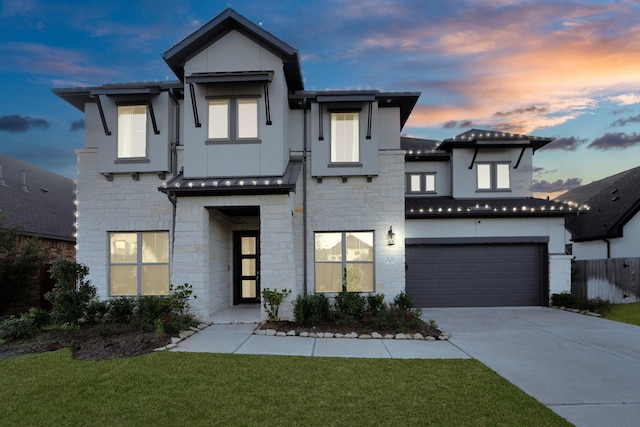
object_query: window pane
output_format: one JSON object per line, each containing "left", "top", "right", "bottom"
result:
{"left": 241, "top": 237, "right": 256, "bottom": 255}
{"left": 117, "top": 106, "right": 146, "bottom": 158}
{"left": 110, "top": 233, "right": 137, "bottom": 263}
{"left": 425, "top": 174, "right": 436, "bottom": 192}
{"left": 208, "top": 100, "right": 229, "bottom": 139}
{"left": 496, "top": 164, "right": 510, "bottom": 189}
{"left": 409, "top": 175, "right": 421, "bottom": 192}
{"left": 477, "top": 164, "right": 492, "bottom": 189}
{"left": 237, "top": 99, "right": 258, "bottom": 139}
{"left": 142, "top": 232, "right": 168, "bottom": 263}
{"left": 242, "top": 259, "right": 256, "bottom": 276}
{"left": 142, "top": 265, "right": 169, "bottom": 295}
{"left": 331, "top": 113, "right": 359, "bottom": 162}
{"left": 242, "top": 280, "right": 257, "bottom": 298}
{"left": 346, "top": 263, "right": 373, "bottom": 292}
{"left": 346, "top": 232, "right": 373, "bottom": 261}
{"left": 315, "top": 263, "right": 342, "bottom": 292}
{"left": 110, "top": 265, "right": 137, "bottom": 296}
{"left": 315, "top": 232, "right": 342, "bottom": 261}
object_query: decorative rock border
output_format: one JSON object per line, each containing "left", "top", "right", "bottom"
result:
{"left": 154, "top": 322, "right": 212, "bottom": 352}
{"left": 551, "top": 306, "right": 602, "bottom": 317}
{"left": 253, "top": 328, "right": 450, "bottom": 341}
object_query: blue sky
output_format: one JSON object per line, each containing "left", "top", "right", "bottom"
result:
{"left": 1, "top": 0, "right": 639, "bottom": 198}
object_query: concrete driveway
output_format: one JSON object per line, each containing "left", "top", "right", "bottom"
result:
{"left": 421, "top": 307, "right": 640, "bottom": 427}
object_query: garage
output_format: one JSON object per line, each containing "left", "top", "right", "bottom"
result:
{"left": 406, "top": 241, "right": 548, "bottom": 307}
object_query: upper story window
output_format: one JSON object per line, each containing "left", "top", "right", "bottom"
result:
{"left": 331, "top": 112, "right": 359, "bottom": 163}
{"left": 477, "top": 162, "right": 510, "bottom": 191}
{"left": 117, "top": 105, "right": 147, "bottom": 158}
{"left": 208, "top": 98, "right": 259, "bottom": 142}
{"left": 407, "top": 173, "right": 436, "bottom": 194}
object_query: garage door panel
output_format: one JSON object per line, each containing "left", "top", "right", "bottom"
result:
{"left": 406, "top": 243, "right": 546, "bottom": 307}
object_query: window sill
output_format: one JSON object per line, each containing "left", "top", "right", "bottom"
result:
{"left": 205, "top": 138, "right": 262, "bottom": 145}
{"left": 327, "top": 162, "right": 363, "bottom": 168}
{"left": 115, "top": 158, "right": 150, "bottom": 164}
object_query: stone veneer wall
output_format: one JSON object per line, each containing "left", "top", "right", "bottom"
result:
{"left": 171, "top": 193, "right": 296, "bottom": 321}
{"left": 76, "top": 149, "right": 173, "bottom": 299}
{"left": 293, "top": 150, "right": 407, "bottom": 303}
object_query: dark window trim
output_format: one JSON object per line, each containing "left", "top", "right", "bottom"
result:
{"left": 115, "top": 158, "right": 151, "bottom": 164}
{"left": 476, "top": 161, "right": 511, "bottom": 192}
{"left": 207, "top": 97, "right": 260, "bottom": 142}
{"left": 327, "top": 162, "right": 363, "bottom": 168}
{"left": 406, "top": 172, "right": 437, "bottom": 194}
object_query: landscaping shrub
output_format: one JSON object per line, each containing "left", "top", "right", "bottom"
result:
{"left": 45, "top": 259, "right": 97, "bottom": 325}
{"left": 86, "top": 300, "right": 109, "bottom": 323}
{"left": 293, "top": 293, "right": 330, "bottom": 327}
{"left": 334, "top": 290, "right": 366, "bottom": 325}
{"left": 0, "top": 307, "right": 49, "bottom": 340}
{"left": 107, "top": 297, "right": 136, "bottom": 324}
{"left": 392, "top": 291, "right": 414, "bottom": 312}
{"left": 166, "top": 283, "right": 196, "bottom": 316}
{"left": 551, "top": 292, "right": 579, "bottom": 308}
{"left": 134, "top": 296, "right": 171, "bottom": 330}
{"left": 366, "top": 293, "right": 386, "bottom": 314}
{"left": 262, "top": 288, "right": 291, "bottom": 321}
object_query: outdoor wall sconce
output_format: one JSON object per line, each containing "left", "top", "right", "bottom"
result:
{"left": 387, "top": 226, "right": 395, "bottom": 246}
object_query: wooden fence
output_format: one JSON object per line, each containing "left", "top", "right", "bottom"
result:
{"left": 572, "top": 257, "right": 640, "bottom": 303}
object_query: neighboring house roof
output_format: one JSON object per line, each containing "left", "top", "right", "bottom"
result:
{"left": 439, "top": 129, "right": 554, "bottom": 152}
{"left": 0, "top": 154, "right": 76, "bottom": 241}
{"left": 401, "top": 136, "right": 449, "bottom": 161}
{"left": 159, "top": 159, "right": 302, "bottom": 197}
{"left": 406, "top": 197, "right": 577, "bottom": 219}
{"left": 164, "top": 8, "right": 303, "bottom": 91}
{"left": 555, "top": 165, "right": 640, "bottom": 241}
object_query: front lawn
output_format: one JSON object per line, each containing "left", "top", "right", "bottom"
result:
{"left": 1, "top": 350, "right": 569, "bottom": 426}
{"left": 602, "top": 302, "right": 640, "bottom": 327}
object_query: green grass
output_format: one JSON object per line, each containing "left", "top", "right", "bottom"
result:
{"left": 602, "top": 302, "right": 640, "bottom": 327}
{"left": 0, "top": 350, "right": 569, "bottom": 426}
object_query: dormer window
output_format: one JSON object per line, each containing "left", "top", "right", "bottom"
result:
{"left": 117, "top": 105, "right": 147, "bottom": 158}
{"left": 331, "top": 112, "right": 359, "bottom": 163}
{"left": 207, "top": 97, "right": 259, "bottom": 142}
{"left": 477, "top": 162, "right": 510, "bottom": 191}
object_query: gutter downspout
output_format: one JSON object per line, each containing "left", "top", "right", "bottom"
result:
{"left": 168, "top": 90, "right": 180, "bottom": 263}
{"left": 302, "top": 97, "right": 308, "bottom": 296}
{"left": 603, "top": 239, "right": 611, "bottom": 259}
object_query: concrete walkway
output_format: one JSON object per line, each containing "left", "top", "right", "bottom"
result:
{"left": 173, "top": 306, "right": 640, "bottom": 427}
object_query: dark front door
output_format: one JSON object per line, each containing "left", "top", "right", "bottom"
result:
{"left": 233, "top": 231, "right": 260, "bottom": 304}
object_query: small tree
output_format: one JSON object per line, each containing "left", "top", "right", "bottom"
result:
{"left": 0, "top": 213, "right": 45, "bottom": 314}
{"left": 45, "top": 258, "right": 96, "bottom": 325}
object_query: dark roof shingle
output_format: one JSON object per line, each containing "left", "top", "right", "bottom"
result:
{"left": 0, "top": 154, "right": 76, "bottom": 241}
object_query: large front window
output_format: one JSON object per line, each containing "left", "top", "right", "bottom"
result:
{"left": 315, "top": 231, "right": 374, "bottom": 292}
{"left": 109, "top": 231, "right": 169, "bottom": 296}
{"left": 117, "top": 105, "right": 147, "bottom": 158}
{"left": 331, "top": 112, "right": 359, "bottom": 162}
{"left": 208, "top": 98, "right": 258, "bottom": 141}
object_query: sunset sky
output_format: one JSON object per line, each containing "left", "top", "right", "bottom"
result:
{"left": 1, "top": 0, "right": 639, "bottom": 199}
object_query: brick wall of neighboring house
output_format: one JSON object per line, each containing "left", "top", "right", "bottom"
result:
{"left": 4, "top": 235, "right": 76, "bottom": 316}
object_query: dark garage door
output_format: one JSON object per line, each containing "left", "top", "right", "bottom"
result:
{"left": 406, "top": 243, "right": 547, "bottom": 307}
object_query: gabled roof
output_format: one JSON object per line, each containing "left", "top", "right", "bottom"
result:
{"left": 439, "top": 129, "right": 554, "bottom": 152}
{"left": 164, "top": 8, "right": 303, "bottom": 91}
{"left": 406, "top": 197, "right": 578, "bottom": 219}
{"left": 555, "top": 166, "right": 640, "bottom": 241}
{"left": 0, "top": 154, "right": 75, "bottom": 241}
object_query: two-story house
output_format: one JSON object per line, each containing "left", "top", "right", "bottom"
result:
{"left": 53, "top": 9, "right": 574, "bottom": 320}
